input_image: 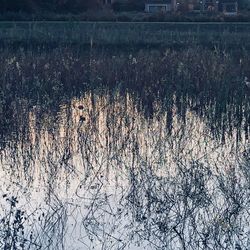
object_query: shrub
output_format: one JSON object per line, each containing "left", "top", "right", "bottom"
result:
{"left": 0, "top": 0, "right": 37, "bottom": 13}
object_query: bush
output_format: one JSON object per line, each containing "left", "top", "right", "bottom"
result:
{"left": 0, "top": 0, "right": 37, "bottom": 13}
{"left": 112, "top": 0, "right": 144, "bottom": 12}
{"left": 116, "top": 14, "right": 132, "bottom": 22}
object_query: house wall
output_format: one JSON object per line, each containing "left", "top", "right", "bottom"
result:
{"left": 201, "top": 0, "right": 239, "bottom": 13}
{"left": 145, "top": 3, "right": 173, "bottom": 12}
{"left": 201, "top": 0, "right": 219, "bottom": 11}
{"left": 103, "top": 0, "right": 116, "bottom": 4}
{"left": 222, "top": 2, "right": 238, "bottom": 14}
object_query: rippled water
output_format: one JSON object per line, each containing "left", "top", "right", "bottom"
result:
{"left": 0, "top": 89, "right": 249, "bottom": 250}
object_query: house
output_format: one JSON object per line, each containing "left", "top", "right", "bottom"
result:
{"left": 220, "top": 0, "right": 238, "bottom": 15}
{"left": 145, "top": 0, "right": 177, "bottom": 13}
{"left": 201, "top": 0, "right": 238, "bottom": 14}
{"left": 201, "top": 0, "right": 219, "bottom": 12}
{"left": 102, "top": 0, "right": 116, "bottom": 4}
{"left": 175, "top": 0, "right": 201, "bottom": 12}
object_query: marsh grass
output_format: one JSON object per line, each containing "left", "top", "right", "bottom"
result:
{"left": 0, "top": 46, "right": 249, "bottom": 143}
{"left": 0, "top": 39, "right": 249, "bottom": 249}
{"left": 1, "top": 197, "right": 68, "bottom": 250}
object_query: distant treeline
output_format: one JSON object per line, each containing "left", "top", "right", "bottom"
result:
{"left": 0, "top": 0, "right": 249, "bottom": 21}
{"left": 0, "top": 0, "right": 103, "bottom": 13}
{"left": 0, "top": 0, "right": 145, "bottom": 13}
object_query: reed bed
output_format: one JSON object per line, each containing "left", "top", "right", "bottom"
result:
{"left": 0, "top": 46, "right": 249, "bottom": 143}
{"left": 0, "top": 35, "right": 249, "bottom": 249}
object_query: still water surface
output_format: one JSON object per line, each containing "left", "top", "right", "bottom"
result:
{"left": 0, "top": 90, "right": 249, "bottom": 249}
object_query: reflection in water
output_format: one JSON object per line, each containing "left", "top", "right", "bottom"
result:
{"left": 0, "top": 91, "right": 249, "bottom": 249}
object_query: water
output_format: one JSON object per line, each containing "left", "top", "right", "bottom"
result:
{"left": 0, "top": 88, "right": 249, "bottom": 249}
{"left": 0, "top": 44, "right": 249, "bottom": 249}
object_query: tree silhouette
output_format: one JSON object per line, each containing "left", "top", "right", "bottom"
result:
{"left": 0, "top": 0, "right": 37, "bottom": 12}
{"left": 0, "top": 0, "right": 102, "bottom": 13}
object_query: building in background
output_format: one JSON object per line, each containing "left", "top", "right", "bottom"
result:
{"left": 145, "top": 0, "right": 177, "bottom": 12}
{"left": 201, "top": 0, "right": 219, "bottom": 12}
{"left": 104, "top": 0, "right": 239, "bottom": 14}
{"left": 220, "top": 0, "right": 238, "bottom": 15}
{"left": 103, "top": 0, "right": 115, "bottom": 4}
{"left": 175, "top": 0, "right": 201, "bottom": 12}
{"left": 201, "top": 0, "right": 238, "bottom": 14}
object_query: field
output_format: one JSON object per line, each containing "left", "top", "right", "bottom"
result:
{"left": 1, "top": 22, "right": 250, "bottom": 48}
{"left": 0, "top": 22, "right": 249, "bottom": 250}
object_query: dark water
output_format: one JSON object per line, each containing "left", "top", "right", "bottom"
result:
{"left": 0, "top": 47, "right": 249, "bottom": 250}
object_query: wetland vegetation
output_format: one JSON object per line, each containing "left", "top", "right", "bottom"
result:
{"left": 1, "top": 22, "right": 250, "bottom": 48}
{"left": 0, "top": 23, "right": 249, "bottom": 249}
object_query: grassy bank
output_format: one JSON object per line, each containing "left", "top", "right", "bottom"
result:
{"left": 1, "top": 22, "right": 250, "bottom": 48}
{"left": 1, "top": 10, "right": 250, "bottom": 22}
